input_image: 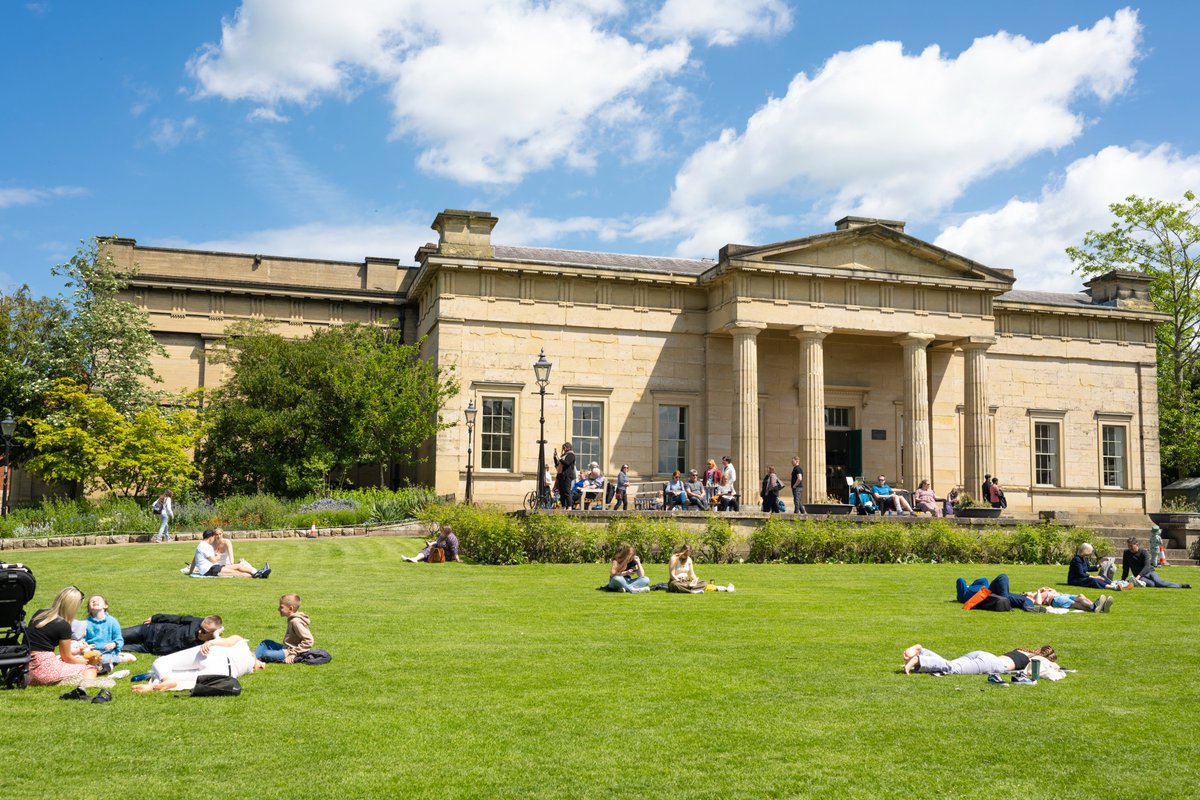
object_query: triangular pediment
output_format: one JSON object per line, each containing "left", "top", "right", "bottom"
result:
{"left": 728, "top": 225, "right": 1012, "bottom": 285}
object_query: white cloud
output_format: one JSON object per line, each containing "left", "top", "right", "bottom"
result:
{"left": 164, "top": 215, "right": 434, "bottom": 264}
{"left": 247, "top": 107, "right": 289, "bottom": 123}
{"left": 636, "top": 8, "right": 1142, "bottom": 256}
{"left": 0, "top": 185, "right": 87, "bottom": 209}
{"left": 935, "top": 145, "right": 1200, "bottom": 292}
{"left": 188, "top": 0, "right": 690, "bottom": 184}
{"left": 641, "top": 0, "right": 792, "bottom": 47}
{"left": 149, "top": 116, "right": 201, "bottom": 150}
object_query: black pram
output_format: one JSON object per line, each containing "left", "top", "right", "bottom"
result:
{"left": 0, "top": 562, "right": 36, "bottom": 689}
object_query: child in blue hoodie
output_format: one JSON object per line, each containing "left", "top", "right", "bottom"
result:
{"left": 84, "top": 595, "right": 135, "bottom": 665}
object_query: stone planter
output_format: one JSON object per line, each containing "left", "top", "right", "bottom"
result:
{"left": 803, "top": 503, "right": 854, "bottom": 515}
{"left": 954, "top": 507, "right": 1002, "bottom": 519}
{"left": 1148, "top": 512, "right": 1200, "bottom": 526}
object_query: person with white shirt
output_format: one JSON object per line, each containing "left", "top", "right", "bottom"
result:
{"left": 187, "top": 528, "right": 268, "bottom": 578}
{"left": 722, "top": 456, "right": 736, "bottom": 491}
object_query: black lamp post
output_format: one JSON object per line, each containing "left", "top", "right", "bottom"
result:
{"left": 1, "top": 412, "right": 14, "bottom": 516}
{"left": 464, "top": 398, "right": 477, "bottom": 504}
{"left": 533, "top": 350, "right": 552, "bottom": 508}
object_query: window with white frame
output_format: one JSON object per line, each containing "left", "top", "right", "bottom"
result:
{"left": 1102, "top": 424, "right": 1127, "bottom": 488}
{"left": 572, "top": 402, "right": 603, "bottom": 469}
{"left": 480, "top": 397, "right": 514, "bottom": 470}
{"left": 1034, "top": 421, "right": 1060, "bottom": 486}
{"left": 658, "top": 405, "right": 687, "bottom": 474}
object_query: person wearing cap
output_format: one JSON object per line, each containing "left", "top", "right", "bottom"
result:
{"left": 684, "top": 469, "right": 709, "bottom": 511}
{"left": 1067, "top": 542, "right": 1114, "bottom": 590}
{"left": 1148, "top": 524, "right": 1168, "bottom": 566}
{"left": 611, "top": 464, "right": 630, "bottom": 510}
{"left": 1122, "top": 537, "right": 1190, "bottom": 588}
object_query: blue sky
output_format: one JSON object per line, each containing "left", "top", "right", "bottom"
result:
{"left": 3, "top": 1, "right": 1199, "bottom": 299}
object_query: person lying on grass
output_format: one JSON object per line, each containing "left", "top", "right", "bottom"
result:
{"left": 608, "top": 544, "right": 649, "bottom": 593}
{"left": 1023, "top": 587, "right": 1111, "bottom": 613}
{"left": 901, "top": 644, "right": 1057, "bottom": 676}
{"left": 133, "top": 635, "right": 264, "bottom": 692}
{"left": 667, "top": 544, "right": 734, "bottom": 593}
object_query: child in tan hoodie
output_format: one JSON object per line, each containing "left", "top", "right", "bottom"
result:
{"left": 254, "top": 594, "right": 313, "bottom": 664}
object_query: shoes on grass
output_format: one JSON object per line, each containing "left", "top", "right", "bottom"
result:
{"left": 986, "top": 674, "right": 1008, "bottom": 686}
{"left": 59, "top": 687, "right": 90, "bottom": 701}
{"left": 253, "top": 562, "right": 272, "bottom": 579}
{"left": 1094, "top": 595, "right": 1112, "bottom": 613}
{"left": 91, "top": 689, "right": 113, "bottom": 703}
{"left": 628, "top": 586, "right": 650, "bottom": 593}
{"left": 726, "top": 584, "right": 736, "bottom": 593}
{"left": 119, "top": 653, "right": 137, "bottom": 663}
{"left": 1011, "top": 674, "right": 1035, "bottom": 684}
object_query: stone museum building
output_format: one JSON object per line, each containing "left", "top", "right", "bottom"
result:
{"left": 105, "top": 209, "right": 1165, "bottom": 512}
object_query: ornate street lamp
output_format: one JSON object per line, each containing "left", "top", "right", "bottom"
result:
{"left": 533, "top": 350, "right": 552, "bottom": 508}
{"left": 1, "top": 412, "right": 14, "bottom": 516}
{"left": 464, "top": 398, "right": 477, "bottom": 504}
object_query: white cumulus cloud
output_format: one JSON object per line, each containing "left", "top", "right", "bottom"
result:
{"left": 636, "top": 7, "right": 1142, "bottom": 256}
{"left": 188, "top": 0, "right": 690, "bottom": 184}
{"left": 935, "top": 145, "right": 1200, "bottom": 293}
{"left": 641, "top": 0, "right": 792, "bottom": 46}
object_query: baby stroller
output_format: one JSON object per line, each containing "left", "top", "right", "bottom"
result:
{"left": 0, "top": 562, "right": 36, "bottom": 689}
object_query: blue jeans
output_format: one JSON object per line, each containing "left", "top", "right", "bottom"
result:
{"left": 956, "top": 577, "right": 989, "bottom": 603}
{"left": 255, "top": 640, "right": 287, "bottom": 662}
{"left": 988, "top": 573, "right": 1035, "bottom": 611}
{"left": 155, "top": 512, "right": 171, "bottom": 541}
{"left": 608, "top": 575, "right": 650, "bottom": 592}
{"left": 1141, "top": 570, "right": 1184, "bottom": 588}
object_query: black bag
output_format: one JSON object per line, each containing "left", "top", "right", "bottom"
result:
{"left": 294, "top": 649, "right": 332, "bottom": 665}
{"left": 191, "top": 674, "right": 242, "bottom": 697}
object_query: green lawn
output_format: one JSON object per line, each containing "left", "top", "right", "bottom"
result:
{"left": 5, "top": 537, "right": 1199, "bottom": 799}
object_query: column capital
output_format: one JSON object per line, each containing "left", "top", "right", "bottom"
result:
{"left": 725, "top": 320, "right": 767, "bottom": 336}
{"left": 894, "top": 332, "right": 936, "bottom": 347}
{"left": 790, "top": 325, "right": 832, "bottom": 341}
{"left": 958, "top": 335, "right": 997, "bottom": 351}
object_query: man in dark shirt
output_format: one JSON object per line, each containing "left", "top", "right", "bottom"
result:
{"left": 121, "top": 614, "right": 222, "bottom": 655}
{"left": 790, "top": 456, "right": 805, "bottom": 514}
{"left": 1122, "top": 537, "right": 1190, "bottom": 588}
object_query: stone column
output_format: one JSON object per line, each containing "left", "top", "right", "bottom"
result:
{"left": 898, "top": 334, "right": 936, "bottom": 487}
{"left": 962, "top": 337, "right": 996, "bottom": 501}
{"left": 726, "top": 321, "right": 766, "bottom": 490}
{"left": 792, "top": 326, "right": 831, "bottom": 500}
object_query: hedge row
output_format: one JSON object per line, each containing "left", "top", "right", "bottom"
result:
{"left": 420, "top": 506, "right": 1109, "bottom": 566}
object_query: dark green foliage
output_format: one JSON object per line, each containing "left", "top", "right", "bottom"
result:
{"left": 197, "top": 321, "right": 457, "bottom": 497}
{"left": 426, "top": 503, "right": 527, "bottom": 565}
{"left": 700, "top": 514, "right": 735, "bottom": 563}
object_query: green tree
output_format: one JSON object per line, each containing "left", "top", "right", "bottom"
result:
{"left": 197, "top": 322, "right": 457, "bottom": 497}
{"left": 1067, "top": 191, "right": 1200, "bottom": 480}
{"left": 49, "top": 237, "right": 165, "bottom": 416}
{"left": 0, "top": 286, "right": 70, "bottom": 464}
{"left": 23, "top": 379, "right": 205, "bottom": 496}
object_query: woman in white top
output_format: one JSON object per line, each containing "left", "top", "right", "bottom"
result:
{"left": 152, "top": 490, "right": 174, "bottom": 543}
{"left": 187, "top": 528, "right": 266, "bottom": 578}
{"left": 667, "top": 544, "right": 734, "bottom": 593}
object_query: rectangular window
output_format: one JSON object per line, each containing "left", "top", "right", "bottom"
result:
{"left": 657, "top": 405, "right": 687, "bottom": 474}
{"left": 572, "top": 402, "right": 603, "bottom": 469}
{"left": 480, "top": 397, "right": 514, "bottom": 470}
{"left": 825, "top": 407, "right": 851, "bottom": 429}
{"left": 1102, "top": 425, "right": 1126, "bottom": 488}
{"left": 1034, "top": 422, "right": 1059, "bottom": 486}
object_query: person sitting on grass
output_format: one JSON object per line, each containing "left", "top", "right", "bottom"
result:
{"left": 83, "top": 594, "right": 136, "bottom": 666}
{"left": 134, "top": 634, "right": 264, "bottom": 692}
{"left": 187, "top": 528, "right": 269, "bottom": 578}
{"left": 901, "top": 643, "right": 1057, "bottom": 676}
{"left": 26, "top": 586, "right": 103, "bottom": 687}
{"left": 255, "top": 594, "right": 314, "bottom": 664}
{"left": 1122, "top": 537, "right": 1191, "bottom": 589}
{"left": 608, "top": 544, "right": 650, "bottom": 593}
{"left": 403, "top": 524, "right": 461, "bottom": 563}
{"left": 667, "top": 544, "right": 734, "bottom": 593}
{"left": 1068, "top": 542, "right": 1114, "bottom": 590}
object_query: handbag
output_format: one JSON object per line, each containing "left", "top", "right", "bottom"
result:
{"left": 191, "top": 674, "right": 242, "bottom": 697}
{"left": 428, "top": 547, "right": 446, "bottom": 564}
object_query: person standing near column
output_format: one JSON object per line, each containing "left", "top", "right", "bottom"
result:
{"left": 722, "top": 456, "right": 737, "bottom": 494}
{"left": 789, "top": 456, "right": 805, "bottom": 514}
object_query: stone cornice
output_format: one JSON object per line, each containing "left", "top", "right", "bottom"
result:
{"left": 125, "top": 274, "right": 406, "bottom": 305}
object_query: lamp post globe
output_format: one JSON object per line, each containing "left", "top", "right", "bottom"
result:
{"left": 533, "top": 350, "right": 552, "bottom": 508}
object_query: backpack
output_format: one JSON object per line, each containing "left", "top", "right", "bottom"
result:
{"left": 151, "top": 498, "right": 163, "bottom": 513}
{"left": 294, "top": 649, "right": 332, "bottom": 665}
